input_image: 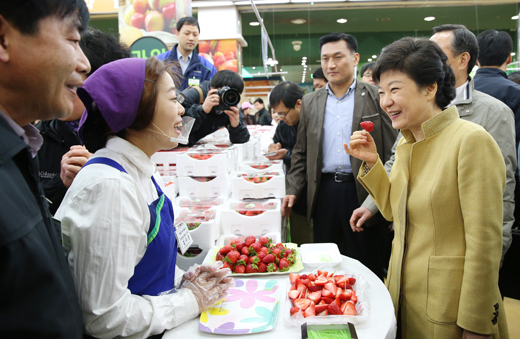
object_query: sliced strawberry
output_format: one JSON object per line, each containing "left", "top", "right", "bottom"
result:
{"left": 318, "top": 300, "right": 327, "bottom": 305}
{"left": 288, "top": 290, "right": 301, "bottom": 299}
{"left": 307, "top": 291, "right": 322, "bottom": 304}
{"left": 327, "top": 272, "right": 334, "bottom": 278}
{"left": 339, "top": 290, "right": 353, "bottom": 301}
{"left": 351, "top": 295, "right": 358, "bottom": 304}
{"left": 321, "top": 289, "right": 334, "bottom": 299}
{"left": 289, "top": 273, "right": 300, "bottom": 285}
{"left": 322, "top": 297, "right": 334, "bottom": 304}
{"left": 300, "top": 278, "right": 311, "bottom": 287}
{"left": 315, "top": 304, "right": 328, "bottom": 314}
{"left": 299, "top": 274, "right": 308, "bottom": 280}
{"left": 349, "top": 277, "right": 356, "bottom": 285}
{"left": 296, "top": 283, "right": 307, "bottom": 296}
{"left": 328, "top": 303, "right": 342, "bottom": 315}
{"left": 317, "top": 270, "right": 324, "bottom": 276}
{"left": 293, "top": 298, "right": 311, "bottom": 310}
{"left": 307, "top": 285, "right": 321, "bottom": 292}
{"left": 304, "top": 303, "right": 316, "bottom": 318}
{"left": 334, "top": 297, "right": 341, "bottom": 306}
{"left": 320, "top": 271, "right": 328, "bottom": 277}
{"left": 314, "top": 276, "right": 328, "bottom": 287}
{"left": 335, "top": 275, "right": 347, "bottom": 286}
{"left": 336, "top": 287, "right": 344, "bottom": 298}
{"left": 343, "top": 302, "right": 357, "bottom": 315}
{"left": 290, "top": 307, "right": 301, "bottom": 316}
{"left": 317, "top": 310, "right": 328, "bottom": 316}
{"left": 307, "top": 273, "right": 316, "bottom": 281}
{"left": 324, "top": 282, "right": 338, "bottom": 296}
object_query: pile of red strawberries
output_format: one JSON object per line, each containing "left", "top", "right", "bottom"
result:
{"left": 288, "top": 271, "right": 358, "bottom": 318}
{"left": 217, "top": 236, "right": 297, "bottom": 273}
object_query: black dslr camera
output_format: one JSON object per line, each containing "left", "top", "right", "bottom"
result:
{"left": 215, "top": 86, "right": 241, "bottom": 111}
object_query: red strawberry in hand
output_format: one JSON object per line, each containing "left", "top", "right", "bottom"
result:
{"left": 360, "top": 121, "right": 374, "bottom": 133}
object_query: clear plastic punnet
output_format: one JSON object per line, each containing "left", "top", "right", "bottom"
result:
{"left": 174, "top": 208, "right": 221, "bottom": 249}
{"left": 177, "top": 148, "right": 232, "bottom": 177}
{"left": 239, "top": 160, "right": 283, "bottom": 172}
{"left": 231, "top": 170, "right": 285, "bottom": 199}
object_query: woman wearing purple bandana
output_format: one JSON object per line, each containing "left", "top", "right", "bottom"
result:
{"left": 55, "top": 57, "right": 233, "bottom": 338}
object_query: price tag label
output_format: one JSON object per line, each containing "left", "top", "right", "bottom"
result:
{"left": 175, "top": 223, "right": 193, "bottom": 255}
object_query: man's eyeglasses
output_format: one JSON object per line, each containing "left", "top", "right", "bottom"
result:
{"left": 274, "top": 108, "right": 291, "bottom": 118}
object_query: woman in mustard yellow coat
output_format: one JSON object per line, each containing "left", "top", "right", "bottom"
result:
{"left": 345, "top": 37, "right": 508, "bottom": 339}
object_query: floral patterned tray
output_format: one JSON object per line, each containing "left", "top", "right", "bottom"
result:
{"left": 199, "top": 279, "right": 280, "bottom": 335}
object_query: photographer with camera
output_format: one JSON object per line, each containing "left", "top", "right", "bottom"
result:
{"left": 180, "top": 70, "right": 250, "bottom": 146}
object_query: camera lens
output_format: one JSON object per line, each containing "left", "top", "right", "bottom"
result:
{"left": 222, "top": 88, "right": 241, "bottom": 107}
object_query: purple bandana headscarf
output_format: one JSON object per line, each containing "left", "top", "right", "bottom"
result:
{"left": 77, "top": 58, "right": 146, "bottom": 141}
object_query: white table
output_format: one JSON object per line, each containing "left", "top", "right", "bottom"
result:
{"left": 164, "top": 254, "right": 397, "bottom": 339}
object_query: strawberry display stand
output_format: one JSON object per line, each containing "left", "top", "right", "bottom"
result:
{"left": 178, "top": 175, "right": 230, "bottom": 198}
{"left": 239, "top": 160, "right": 283, "bottom": 173}
{"left": 231, "top": 170, "right": 285, "bottom": 200}
{"left": 152, "top": 147, "right": 191, "bottom": 176}
{"left": 174, "top": 208, "right": 221, "bottom": 249}
{"left": 177, "top": 149, "right": 232, "bottom": 177}
{"left": 161, "top": 175, "right": 178, "bottom": 201}
{"left": 176, "top": 196, "right": 227, "bottom": 212}
{"left": 220, "top": 199, "right": 281, "bottom": 243}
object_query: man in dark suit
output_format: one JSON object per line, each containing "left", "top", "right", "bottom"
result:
{"left": 254, "top": 98, "right": 272, "bottom": 125}
{"left": 283, "top": 32, "right": 397, "bottom": 278}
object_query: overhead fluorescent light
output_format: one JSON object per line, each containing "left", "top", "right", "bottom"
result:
{"left": 250, "top": 22, "right": 260, "bottom": 26}
{"left": 290, "top": 18, "right": 307, "bottom": 25}
{"left": 372, "top": 55, "right": 377, "bottom": 58}
{"left": 512, "top": 15, "right": 519, "bottom": 20}
{"left": 192, "top": 1, "right": 233, "bottom": 7}
{"left": 368, "top": 58, "right": 372, "bottom": 62}
{"left": 337, "top": 18, "right": 347, "bottom": 24}
{"left": 424, "top": 16, "right": 435, "bottom": 21}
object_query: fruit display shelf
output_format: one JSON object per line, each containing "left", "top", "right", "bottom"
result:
{"left": 174, "top": 208, "right": 220, "bottom": 249}
{"left": 221, "top": 199, "right": 281, "bottom": 237}
{"left": 231, "top": 170, "right": 286, "bottom": 200}
{"left": 177, "top": 149, "right": 232, "bottom": 177}
{"left": 178, "top": 175, "right": 230, "bottom": 199}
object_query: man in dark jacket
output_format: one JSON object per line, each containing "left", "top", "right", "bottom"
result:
{"left": 0, "top": 1, "right": 90, "bottom": 337}
{"left": 157, "top": 17, "right": 216, "bottom": 90}
{"left": 254, "top": 98, "right": 272, "bottom": 125}
{"left": 266, "top": 82, "right": 311, "bottom": 245}
{"left": 474, "top": 29, "right": 520, "bottom": 147}
{"left": 181, "top": 70, "right": 250, "bottom": 146}
{"left": 37, "top": 28, "right": 131, "bottom": 214}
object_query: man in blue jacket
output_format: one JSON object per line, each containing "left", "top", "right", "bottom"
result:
{"left": 157, "top": 16, "right": 216, "bottom": 90}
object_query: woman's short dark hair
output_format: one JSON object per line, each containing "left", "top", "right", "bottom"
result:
{"left": 269, "top": 81, "right": 304, "bottom": 109}
{"left": 83, "top": 57, "right": 179, "bottom": 152}
{"left": 373, "top": 37, "right": 456, "bottom": 109}
{"left": 210, "top": 70, "right": 244, "bottom": 93}
{"left": 360, "top": 62, "right": 375, "bottom": 78}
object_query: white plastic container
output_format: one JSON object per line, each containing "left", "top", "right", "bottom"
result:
{"left": 174, "top": 208, "right": 220, "bottom": 249}
{"left": 220, "top": 199, "right": 282, "bottom": 238}
{"left": 176, "top": 149, "right": 231, "bottom": 177}
{"left": 161, "top": 175, "right": 178, "bottom": 200}
{"left": 231, "top": 170, "right": 285, "bottom": 200}
{"left": 178, "top": 175, "right": 230, "bottom": 198}
{"left": 176, "top": 248, "right": 210, "bottom": 271}
{"left": 239, "top": 160, "right": 283, "bottom": 173}
{"left": 300, "top": 243, "right": 343, "bottom": 267}
{"left": 176, "top": 196, "right": 227, "bottom": 211}
{"left": 217, "top": 232, "right": 282, "bottom": 247}
{"left": 151, "top": 148, "right": 190, "bottom": 175}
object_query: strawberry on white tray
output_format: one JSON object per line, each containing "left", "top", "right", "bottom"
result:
{"left": 284, "top": 267, "right": 370, "bottom": 326}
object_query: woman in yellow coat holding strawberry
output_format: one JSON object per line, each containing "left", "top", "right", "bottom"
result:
{"left": 345, "top": 37, "right": 508, "bottom": 339}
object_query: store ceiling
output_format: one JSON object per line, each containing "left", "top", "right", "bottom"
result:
{"left": 233, "top": 2, "right": 520, "bottom": 83}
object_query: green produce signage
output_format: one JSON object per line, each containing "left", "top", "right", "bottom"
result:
{"left": 130, "top": 36, "right": 168, "bottom": 59}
